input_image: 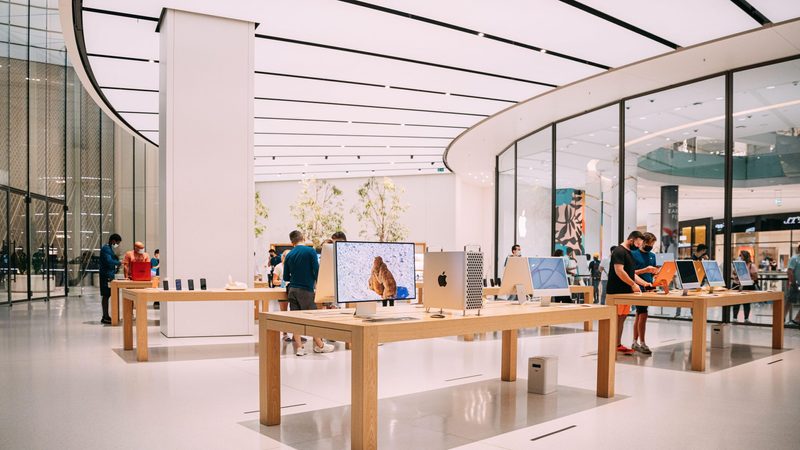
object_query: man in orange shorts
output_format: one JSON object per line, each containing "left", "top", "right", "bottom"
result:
{"left": 606, "top": 231, "right": 653, "bottom": 355}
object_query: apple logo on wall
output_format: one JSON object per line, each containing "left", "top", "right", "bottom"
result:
{"left": 438, "top": 271, "right": 447, "bottom": 287}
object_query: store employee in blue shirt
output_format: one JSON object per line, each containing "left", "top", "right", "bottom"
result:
{"left": 99, "top": 233, "right": 122, "bottom": 325}
{"left": 630, "top": 232, "right": 659, "bottom": 355}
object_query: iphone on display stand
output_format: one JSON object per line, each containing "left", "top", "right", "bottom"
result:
{"left": 187, "top": 279, "right": 195, "bottom": 291}
{"left": 200, "top": 278, "right": 207, "bottom": 290}
{"left": 175, "top": 279, "right": 182, "bottom": 291}
{"left": 162, "top": 279, "right": 169, "bottom": 290}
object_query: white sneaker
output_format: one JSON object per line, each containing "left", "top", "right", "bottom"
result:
{"left": 313, "top": 343, "right": 334, "bottom": 353}
{"left": 295, "top": 347, "right": 307, "bottom": 356}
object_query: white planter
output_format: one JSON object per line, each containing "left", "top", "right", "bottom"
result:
{"left": 11, "top": 275, "right": 55, "bottom": 293}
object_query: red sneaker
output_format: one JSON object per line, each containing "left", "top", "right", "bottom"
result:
{"left": 616, "top": 345, "right": 635, "bottom": 355}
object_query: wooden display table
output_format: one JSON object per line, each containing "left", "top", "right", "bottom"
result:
{"left": 121, "top": 288, "right": 287, "bottom": 361}
{"left": 481, "top": 285, "right": 594, "bottom": 331}
{"left": 259, "top": 302, "right": 616, "bottom": 449}
{"left": 110, "top": 280, "right": 153, "bottom": 326}
{"left": 607, "top": 290, "right": 784, "bottom": 372}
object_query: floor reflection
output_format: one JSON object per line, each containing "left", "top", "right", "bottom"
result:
{"left": 240, "top": 379, "right": 624, "bottom": 449}
{"left": 113, "top": 342, "right": 258, "bottom": 363}
{"left": 615, "top": 341, "right": 788, "bottom": 373}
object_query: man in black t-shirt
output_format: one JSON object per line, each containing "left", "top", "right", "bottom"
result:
{"left": 607, "top": 230, "right": 652, "bottom": 355}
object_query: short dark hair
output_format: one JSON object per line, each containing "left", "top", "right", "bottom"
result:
{"left": 332, "top": 231, "right": 347, "bottom": 241}
{"left": 289, "top": 230, "right": 304, "bottom": 244}
{"left": 627, "top": 230, "right": 644, "bottom": 241}
{"left": 553, "top": 249, "right": 564, "bottom": 257}
{"left": 154, "top": 249, "right": 160, "bottom": 254}
{"left": 642, "top": 232, "right": 657, "bottom": 244}
{"left": 610, "top": 246, "right": 617, "bottom": 252}
{"left": 511, "top": 244, "right": 521, "bottom": 252}
{"left": 109, "top": 234, "right": 122, "bottom": 244}
{"left": 269, "top": 249, "right": 276, "bottom": 254}
{"left": 696, "top": 244, "right": 708, "bottom": 252}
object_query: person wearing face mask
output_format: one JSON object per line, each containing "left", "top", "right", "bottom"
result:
{"left": 607, "top": 230, "right": 652, "bottom": 355}
{"left": 732, "top": 250, "right": 759, "bottom": 323}
{"left": 631, "top": 232, "right": 659, "bottom": 354}
{"left": 99, "top": 234, "right": 123, "bottom": 325}
{"left": 123, "top": 241, "right": 151, "bottom": 280}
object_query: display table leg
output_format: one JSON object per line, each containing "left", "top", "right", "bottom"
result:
{"left": 690, "top": 306, "right": 707, "bottom": 372}
{"left": 501, "top": 329, "right": 517, "bottom": 381}
{"left": 583, "top": 288, "right": 594, "bottom": 331}
{"left": 597, "top": 314, "right": 615, "bottom": 398}
{"left": 351, "top": 327, "right": 378, "bottom": 450}
{"left": 122, "top": 298, "right": 133, "bottom": 350}
{"left": 345, "top": 302, "right": 355, "bottom": 350}
{"left": 260, "top": 323, "right": 281, "bottom": 426}
{"left": 772, "top": 297, "right": 784, "bottom": 349}
{"left": 135, "top": 299, "right": 149, "bottom": 362}
{"left": 111, "top": 284, "right": 120, "bottom": 326}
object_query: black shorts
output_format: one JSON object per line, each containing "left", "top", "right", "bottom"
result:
{"left": 288, "top": 287, "right": 317, "bottom": 311}
{"left": 100, "top": 275, "right": 111, "bottom": 297}
{"left": 635, "top": 305, "right": 649, "bottom": 314}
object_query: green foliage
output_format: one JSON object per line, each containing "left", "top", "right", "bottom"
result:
{"left": 254, "top": 191, "right": 270, "bottom": 238}
{"left": 290, "top": 178, "right": 345, "bottom": 247}
{"left": 351, "top": 177, "right": 408, "bottom": 242}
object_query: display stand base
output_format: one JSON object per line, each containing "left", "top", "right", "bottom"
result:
{"left": 354, "top": 302, "right": 378, "bottom": 318}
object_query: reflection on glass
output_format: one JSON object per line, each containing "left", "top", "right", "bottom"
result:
{"left": 516, "top": 128, "right": 552, "bottom": 258}
{"left": 497, "top": 146, "right": 515, "bottom": 277}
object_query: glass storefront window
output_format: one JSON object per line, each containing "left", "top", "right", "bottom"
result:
{"left": 496, "top": 146, "right": 515, "bottom": 277}
{"left": 516, "top": 127, "right": 552, "bottom": 259}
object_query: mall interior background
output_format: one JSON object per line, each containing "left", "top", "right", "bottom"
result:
{"left": 497, "top": 57, "right": 800, "bottom": 324}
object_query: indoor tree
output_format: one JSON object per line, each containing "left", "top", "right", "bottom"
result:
{"left": 352, "top": 177, "right": 408, "bottom": 242}
{"left": 254, "top": 191, "right": 270, "bottom": 238}
{"left": 290, "top": 178, "right": 345, "bottom": 247}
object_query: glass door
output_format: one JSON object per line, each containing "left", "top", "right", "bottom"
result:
{"left": 8, "top": 191, "right": 28, "bottom": 302}
{"left": 0, "top": 189, "right": 8, "bottom": 305}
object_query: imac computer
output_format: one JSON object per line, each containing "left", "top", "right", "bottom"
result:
{"left": 652, "top": 261, "right": 677, "bottom": 293}
{"left": 497, "top": 256, "right": 533, "bottom": 297}
{"left": 702, "top": 260, "right": 726, "bottom": 289}
{"left": 315, "top": 243, "right": 335, "bottom": 302}
{"left": 732, "top": 260, "right": 754, "bottom": 288}
{"left": 334, "top": 241, "right": 416, "bottom": 317}
{"left": 676, "top": 260, "right": 701, "bottom": 293}
{"left": 529, "top": 257, "right": 571, "bottom": 299}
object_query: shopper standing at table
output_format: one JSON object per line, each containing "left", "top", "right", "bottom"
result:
{"left": 607, "top": 231, "right": 652, "bottom": 355}
{"left": 122, "top": 242, "right": 150, "bottom": 279}
{"left": 150, "top": 249, "right": 161, "bottom": 309}
{"left": 99, "top": 234, "right": 122, "bottom": 325}
{"left": 589, "top": 253, "right": 601, "bottom": 303}
{"left": 599, "top": 246, "right": 616, "bottom": 305}
{"left": 732, "top": 250, "right": 758, "bottom": 323}
{"left": 283, "top": 230, "right": 334, "bottom": 356}
{"left": 631, "top": 232, "right": 659, "bottom": 355}
{"left": 266, "top": 249, "right": 280, "bottom": 288}
{"left": 785, "top": 244, "right": 800, "bottom": 326}
{"left": 504, "top": 245, "right": 522, "bottom": 301}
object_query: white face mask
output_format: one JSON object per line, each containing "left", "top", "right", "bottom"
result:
{"left": 112, "top": 243, "right": 119, "bottom": 249}
{"left": 137, "top": 249, "right": 145, "bottom": 255}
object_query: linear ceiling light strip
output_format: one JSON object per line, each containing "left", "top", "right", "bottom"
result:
{"left": 255, "top": 97, "right": 490, "bottom": 117}
{"left": 256, "top": 71, "right": 518, "bottom": 103}
{"left": 558, "top": 0, "right": 679, "bottom": 49}
{"left": 255, "top": 117, "right": 468, "bottom": 129}
{"left": 728, "top": 0, "right": 772, "bottom": 25}
{"left": 254, "top": 132, "right": 453, "bottom": 139}
{"left": 255, "top": 34, "right": 558, "bottom": 88}
{"left": 336, "top": 0, "right": 611, "bottom": 70}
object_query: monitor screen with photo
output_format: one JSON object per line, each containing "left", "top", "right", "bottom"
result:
{"left": 676, "top": 259, "right": 701, "bottom": 289}
{"left": 702, "top": 260, "right": 725, "bottom": 287}
{"left": 334, "top": 241, "right": 416, "bottom": 304}
{"left": 732, "top": 260, "right": 754, "bottom": 286}
{"left": 528, "top": 257, "right": 571, "bottom": 297}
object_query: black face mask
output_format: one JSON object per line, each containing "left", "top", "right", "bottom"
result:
{"left": 642, "top": 245, "right": 653, "bottom": 253}
{"left": 629, "top": 241, "right": 639, "bottom": 250}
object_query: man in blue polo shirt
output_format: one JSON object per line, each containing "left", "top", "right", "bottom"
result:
{"left": 284, "top": 230, "right": 334, "bottom": 356}
{"left": 631, "top": 232, "right": 659, "bottom": 354}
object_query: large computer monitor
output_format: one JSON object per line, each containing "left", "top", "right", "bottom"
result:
{"left": 702, "top": 260, "right": 725, "bottom": 287}
{"left": 315, "top": 243, "right": 335, "bottom": 302}
{"left": 528, "top": 257, "right": 571, "bottom": 297}
{"left": 334, "top": 241, "right": 416, "bottom": 316}
{"left": 676, "top": 260, "right": 701, "bottom": 290}
{"left": 732, "top": 260, "right": 754, "bottom": 287}
{"left": 497, "top": 256, "right": 533, "bottom": 297}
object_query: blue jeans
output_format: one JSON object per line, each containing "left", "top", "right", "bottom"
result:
{"left": 600, "top": 280, "right": 608, "bottom": 305}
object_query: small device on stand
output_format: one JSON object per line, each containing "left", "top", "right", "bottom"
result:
{"left": 702, "top": 261, "right": 725, "bottom": 293}
{"left": 732, "top": 260, "right": 753, "bottom": 293}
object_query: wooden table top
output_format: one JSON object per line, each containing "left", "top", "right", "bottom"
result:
{"left": 260, "top": 302, "right": 613, "bottom": 343}
{"left": 110, "top": 279, "right": 153, "bottom": 287}
{"left": 609, "top": 290, "right": 782, "bottom": 308}
{"left": 121, "top": 287, "right": 287, "bottom": 302}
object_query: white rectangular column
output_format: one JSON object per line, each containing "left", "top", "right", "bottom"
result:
{"left": 158, "top": 9, "right": 255, "bottom": 337}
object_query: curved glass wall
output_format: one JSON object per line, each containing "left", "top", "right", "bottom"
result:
{"left": 496, "top": 56, "right": 800, "bottom": 327}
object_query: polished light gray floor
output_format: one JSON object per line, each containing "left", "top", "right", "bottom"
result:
{"left": 1, "top": 293, "right": 798, "bottom": 449}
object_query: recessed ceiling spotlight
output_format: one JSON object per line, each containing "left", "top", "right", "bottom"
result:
{"left": 605, "top": 144, "right": 611, "bottom": 148}
{"left": 766, "top": 86, "right": 775, "bottom": 89}
{"left": 340, "top": 145, "right": 345, "bottom": 148}
{"left": 149, "top": 59, "right": 156, "bottom": 63}
{"left": 639, "top": 117, "right": 646, "bottom": 120}
{"left": 347, "top": 120, "right": 352, "bottom": 124}
{"left": 674, "top": 107, "right": 682, "bottom": 111}
{"left": 477, "top": 32, "right": 484, "bottom": 37}
{"left": 715, "top": 97, "right": 723, "bottom": 100}
{"left": 540, "top": 49, "right": 547, "bottom": 54}
{"left": 644, "top": 130, "right": 649, "bottom": 134}
{"left": 386, "top": 145, "right": 390, "bottom": 148}
{"left": 390, "top": 161, "right": 395, "bottom": 165}
{"left": 589, "top": 133, "right": 595, "bottom": 137}
{"left": 444, "top": 92, "right": 451, "bottom": 96}
{"left": 385, "top": 85, "right": 391, "bottom": 89}
{"left": 400, "top": 123, "right": 405, "bottom": 126}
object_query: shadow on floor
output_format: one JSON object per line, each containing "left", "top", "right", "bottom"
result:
{"left": 112, "top": 342, "right": 258, "bottom": 363}
{"left": 443, "top": 325, "right": 585, "bottom": 342}
{"left": 615, "top": 341, "right": 789, "bottom": 373}
{"left": 239, "top": 379, "right": 625, "bottom": 449}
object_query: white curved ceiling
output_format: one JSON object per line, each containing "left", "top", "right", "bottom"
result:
{"left": 66, "top": 0, "right": 797, "bottom": 182}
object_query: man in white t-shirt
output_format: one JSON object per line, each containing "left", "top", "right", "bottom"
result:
{"left": 599, "top": 246, "right": 616, "bottom": 305}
